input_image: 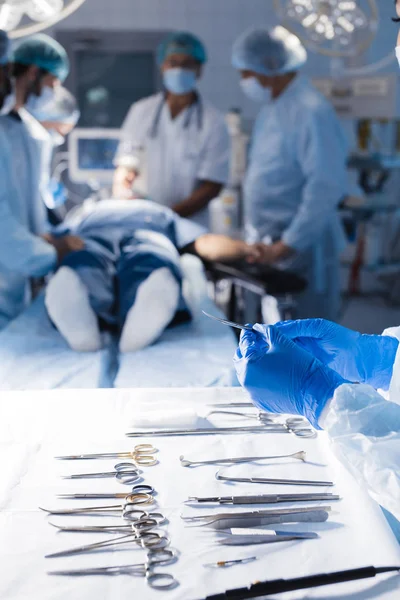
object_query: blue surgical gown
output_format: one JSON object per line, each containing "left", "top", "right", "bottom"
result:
{"left": 0, "top": 111, "right": 56, "bottom": 328}
{"left": 244, "top": 75, "right": 348, "bottom": 320}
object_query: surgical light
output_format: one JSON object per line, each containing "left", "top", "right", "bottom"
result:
{"left": 273, "top": 0, "right": 379, "bottom": 57}
{"left": 0, "top": 0, "right": 86, "bottom": 37}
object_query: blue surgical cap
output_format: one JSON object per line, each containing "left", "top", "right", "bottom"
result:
{"left": 12, "top": 34, "right": 69, "bottom": 82}
{"left": 0, "top": 30, "right": 10, "bottom": 66}
{"left": 157, "top": 32, "right": 207, "bottom": 65}
{"left": 232, "top": 26, "right": 307, "bottom": 76}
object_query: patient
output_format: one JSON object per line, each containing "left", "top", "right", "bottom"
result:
{"left": 45, "top": 199, "right": 260, "bottom": 352}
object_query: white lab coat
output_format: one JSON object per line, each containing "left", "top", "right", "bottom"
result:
{"left": 117, "top": 93, "right": 230, "bottom": 227}
{"left": 244, "top": 76, "right": 348, "bottom": 321}
{"left": 321, "top": 326, "right": 400, "bottom": 530}
{"left": 0, "top": 110, "right": 56, "bottom": 328}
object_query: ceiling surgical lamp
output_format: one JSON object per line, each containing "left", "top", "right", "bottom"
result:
{"left": 273, "top": 0, "right": 379, "bottom": 57}
{"left": 0, "top": 0, "right": 86, "bottom": 38}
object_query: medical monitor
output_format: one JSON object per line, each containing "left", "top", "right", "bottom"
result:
{"left": 69, "top": 128, "right": 121, "bottom": 184}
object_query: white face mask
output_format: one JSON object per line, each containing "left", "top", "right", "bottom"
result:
{"left": 240, "top": 77, "right": 272, "bottom": 103}
{"left": 25, "top": 85, "right": 55, "bottom": 115}
{"left": 396, "top": 46, "right": 400, "bottom": 67}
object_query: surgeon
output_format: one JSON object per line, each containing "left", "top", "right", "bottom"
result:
{"left": 0, "top": 33, "right": 83, "bottom": 328}
{"left": 232, "top": 27, "right": 348, "bottom": 321}
{"left": 114, "top": 32, "right": 230, "bottom": 227}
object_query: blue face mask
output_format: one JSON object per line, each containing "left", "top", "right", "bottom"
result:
{"left": 163, "top": 68, "right": 197, "bottom": 95}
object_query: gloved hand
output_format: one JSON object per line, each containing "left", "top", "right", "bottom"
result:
{"left": 234, "top": 324, "right": 348, "bottom": 428}
{"left": 274, "top": 319, "right": 399, "bottom": 391}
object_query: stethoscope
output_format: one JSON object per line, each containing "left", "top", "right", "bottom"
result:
{"left": 149, "top": 92, "right": 204, "bottom": 139}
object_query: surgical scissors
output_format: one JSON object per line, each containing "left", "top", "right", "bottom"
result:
{"left": 202, "top": 311, "right": 254, "bottom": 332}
{"left": 62, "top": 462, "right": 142, "bottom": 485}
{"left": 179, "top": 451, "right": 307, "bottom": 468}
{"left": 55, "top": 444, "right": 158, "bottom": 465}
{"left": 48, "top": 549, "right": 179, "bottom": 589}
{"left": 215, "top": 470, "right": 334, "bottom": 487}
{"left": 45, "top": 530, "right": 171, "bottom": 558}
{"left": 57, "top": 483, "right": 155, "bottom": 500}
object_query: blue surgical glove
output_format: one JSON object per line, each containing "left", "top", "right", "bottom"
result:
{"left": 274, "top": 319, "right": 399, "bottom": 391}
{"left": 234, "top": 324, "right": 348, "bottom": 428}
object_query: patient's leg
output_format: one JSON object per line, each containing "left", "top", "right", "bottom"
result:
{"left": 45, "top": 238, "right": 117, "bottom": 352}
{"left": 117, "top": 233, "right": 182, "bottom": 353}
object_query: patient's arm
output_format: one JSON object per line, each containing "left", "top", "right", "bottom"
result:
{"left": 192, "top": 234, "right": 261, "bottom": 262}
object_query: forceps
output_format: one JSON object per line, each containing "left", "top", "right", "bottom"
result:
{"left": 56, "top": 444, "right": 158, "bottom": 466}
{"left": 48, "top": 549, "right": 178, "bottom": 590}
{"left": 49, "top": 512, "right": 167, "bottom": 534}
{"left": 40, "top": 495, "right": 155, "bottom": 516}
{"left": 183, "top": 509, "right": 329, "bottom": 530}
{"left": 207, "top": 412, "right": 316, "bottom": 438}
{"left": 45, "top": 530, "right": 171, "bottom": 558}
{"left": 217, "top": 530, "right": 319, "bottom": 546}
{"left": 180, "top": 451, "right": 307, "bottom": 467}
{"left": 62, "top": 462, "right": 142, "bottom": 485}
{"left": 202, "top": 311, "right": 254, "bottom": 332}
{"left": 215, "top": 470, "right": 334, "bottom": 487}
{"left": 186, "top": 493, "right": 340, "bottom": 505}
{"left": 126, "top": 424, "right": 313, "bottom": 438}
{"left": 57, "top": 483, "right": 155, "bottom": 500}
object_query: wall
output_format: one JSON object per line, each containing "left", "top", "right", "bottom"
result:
{"left": 56, "top": 0, "right": 400, "bottom": 120}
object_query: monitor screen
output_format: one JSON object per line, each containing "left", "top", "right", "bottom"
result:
{"left": 77, "top": 137, "right": 120, "bottom": 171}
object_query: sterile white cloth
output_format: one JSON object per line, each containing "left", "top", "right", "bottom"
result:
{"left": 0, "top": 387, "right": 399, "bottom": 600}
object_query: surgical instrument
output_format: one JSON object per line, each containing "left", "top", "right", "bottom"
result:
{"left": 39, "top": 496, "right": 155, "bottom": 516}
{"left": 181, "top": 506, "right": 331, "bottom": 522}
{"left": 49, "top": 513, "right": 167, "bottom": 534}
{"left": 48, "top": 550, "right": 179, "bottom": 590}
{"left": 198, "top": 566, "right": 400, "bottom": 600}
{"left": 215, "top": 471, "right": 334, "bottom": 487}
{"left": 57, "top": 483, "right": 155, "bottom": 500}
{"left": 126, "top": 424, "right": 314, "bottom": 438}
{"left": 204, "top": 557, "right": 258, "bottom": 569}
{"left": 55, "top": 444, "right": 158, "bottom": 465}
{"left": 202, "top": 311, "right": 253, "bottom": 332}
{"left": 179, "top": 451, "right": 307, "bottom": 468}
{"left": 45, "top": 530, "right": 170, "bottom": 558}
{"left": 62, "top": 462, "right": 142, "bottom": 485}
{"left": 184, "top": 510, "right": 329, "bottom": 530}
{"left": 218, "top": 530, "right": 319, "bottom": 546}
{"left": 186, "top": 493, "right": 340, "bottom": 505}
{"left": 205, "top": 412, "right": 316, "bottom": 438}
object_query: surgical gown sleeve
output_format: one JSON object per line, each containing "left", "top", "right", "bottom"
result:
{"left": 0, "top": 147, "right": 57, "bottom": 277}
{"left": 197, "top": 115, "right": 230, "bottom": 185}
{"left": 321, "top": 374, "right": 400, "bottom": 522}
{"left": 282, "top": 105, "right": 348, "bottom": 251}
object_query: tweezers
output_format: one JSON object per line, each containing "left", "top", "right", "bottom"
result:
{"left": 202, "top": 311, "right": 253, "bottom": 332}
{"left": 186, "top": 493, "right": 340, "bottom": 505}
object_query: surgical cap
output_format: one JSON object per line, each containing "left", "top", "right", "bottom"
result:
{"left": 157, "top": 32, "right": 207, "bottom": 65}
{"left": 232, "top": 26, "right": 307, "bottom": 76}
{"left": 0, "top": 30, "right": 9, "bottom": 66}
{"left": 12, "top": 34, "right": 69, "bottom": 82}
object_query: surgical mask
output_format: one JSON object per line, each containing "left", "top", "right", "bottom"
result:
{"left": 240, "top": 77, "right": 272, "bottom": 103}
{"left": 396, "top": 46, "right": 400, "bottom": 67}
{"left": 0, "top": 90, "right": 15, "bottom": 115}
{"left": 163, "top": 68, "right": 197, "bottom": 95}
{"left": 25, "top": 85, "right": 55, "bottom": 115}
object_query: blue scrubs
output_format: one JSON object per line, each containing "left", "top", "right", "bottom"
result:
{"left": 55, "top": 200, "right": 206, "bottom": 329}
